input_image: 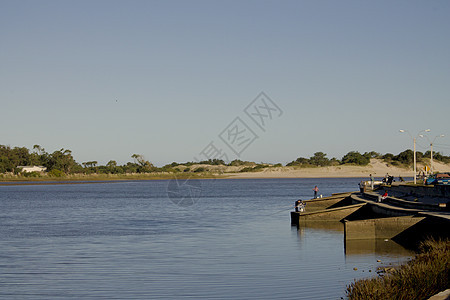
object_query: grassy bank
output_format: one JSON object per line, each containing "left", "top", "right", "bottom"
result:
{"left": 0, "top": 172, "right": 220, "bottom": 183}
{"left": 346, "top": 238, "right": 449, "bottom": 300}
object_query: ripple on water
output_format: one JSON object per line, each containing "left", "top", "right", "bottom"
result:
{"left": 0, "top": 179, "right": 412, "bottom": 299}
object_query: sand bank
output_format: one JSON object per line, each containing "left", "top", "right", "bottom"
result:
{"left": 225, "top": 160, "right": 450, "bottom": 179}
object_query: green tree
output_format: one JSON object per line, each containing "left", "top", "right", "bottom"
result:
{"left": 364, "top": 151, "right": 381, "bottom": 159}
{"left": 286, "top": 157, "right": 310, "bottom": 167}
{"left": 46, "top": 149, "right": 77, "bottom": 173}
{"left": 131, "top": 154, "right": 154, "bottom": 172}
{"left": 32, "top": 145, "right": 49, "bottom": 167}
{"left": 309, "top": 152, "right": 330, "bottom": 166}
{"left": 394, "top": 150, "right": 414, "bottom": 165}
{"left": 123, "top": 162, "right": 139, "bottom": 173}
{"left": 106, "top": 160, "right": 117, "bottom": 168}
{"left": 0, "top": 146, "right": 36, "bottom": 173}
{"left": 341, "top": 151, "right": 370, "bottom": 166}
{"left": 106, "top": 160, "right": 120, "bottom": 174}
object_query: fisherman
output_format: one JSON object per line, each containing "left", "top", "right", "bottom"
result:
{"left": 294, "top": 199, "right": 305, "bottom": 212}
{"left": 313, "top": 186, "right": 319, "bottom": 199}
{"left": 387, "top": 175, "right": 394, "bottom": 185}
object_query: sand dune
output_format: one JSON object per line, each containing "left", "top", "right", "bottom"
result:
{"left": 225, "top": 159, "right": 450, "bottom": 179}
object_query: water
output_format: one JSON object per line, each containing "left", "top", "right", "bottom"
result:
{"left": 0, "top": 178, "right": 412, "bottom": 299}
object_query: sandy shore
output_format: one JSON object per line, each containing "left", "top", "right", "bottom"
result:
{"left": 225, "top": 159, "right": 450, "bottom": 179}
{"left": 2, "top": 160, "right": 449, "bottom": 183}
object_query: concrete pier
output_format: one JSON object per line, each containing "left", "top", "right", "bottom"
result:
{"left": 302, "top": 192, "right": 355, "bottom": 212}
{"left": 291, "top": 187, "right": 450, "bottom": 244}
{"left": 343, "top": 216, "right": 425, "bottom": 240}
{"left": 291, "top": 203, "right": 365, "bottom": 223}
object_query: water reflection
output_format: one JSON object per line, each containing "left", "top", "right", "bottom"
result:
{"left": 298, "top": 220, "right": 344, "bottom": 233}
{"left": 295, "top": 220, "right": 414, "bottom": 257}
{"left": 344, "top": 239, "right": 414, "bottom": 256}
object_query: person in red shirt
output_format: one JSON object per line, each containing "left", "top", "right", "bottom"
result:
{"left": 381, "top": 191, "right": 388, "bottom": 202}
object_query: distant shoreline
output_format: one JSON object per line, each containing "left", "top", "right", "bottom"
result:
{"left": 1, "top": 159, "right": 449, "bottom": 184}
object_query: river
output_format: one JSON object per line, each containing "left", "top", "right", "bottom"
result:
{"left": 0, "top": 178, "right": 413, "bottom": 299}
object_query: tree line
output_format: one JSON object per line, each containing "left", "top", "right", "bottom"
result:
{"left": 1, "top": 144, "right": 449, "bottom": 176}
{"left": 0, "top": 145, "right": 158, "bottom": 176}
{"left": 286, "top": 150, "right": 450, "bottom": 167}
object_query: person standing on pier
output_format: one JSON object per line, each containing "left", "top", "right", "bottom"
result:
{"left": 370, "top": 174, "right": 374, "bottom": 189}
{"left": 313, "top": 186, "right": 319, "bottom": 199}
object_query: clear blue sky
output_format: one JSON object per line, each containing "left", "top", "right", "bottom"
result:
{"left": 1, "top": 0, "right": 450, "bottom": 166}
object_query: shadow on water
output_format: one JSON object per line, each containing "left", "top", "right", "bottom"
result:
{"left": 344, "top": 239, "right": 414, "bottom": 256}
{"left": 294, "top": 220, "right": 415, "bottom": 257}
{"left": 298, "top": 220, "right": 344, "bottom": 233}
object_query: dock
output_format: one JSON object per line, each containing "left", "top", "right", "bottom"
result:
{"left": 291, "top": 183, "right": 450, "bottom": 247}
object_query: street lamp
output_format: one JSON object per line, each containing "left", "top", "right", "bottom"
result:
{"left": 422, "top": 134, "right": 445, "bottom": 173}
{"left": 399, "top": 129, "right": 431, "bottom": 184}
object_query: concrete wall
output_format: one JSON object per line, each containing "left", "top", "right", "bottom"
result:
{"left": 299, "top": 204, "right": 366, "bottom": 221}
{"left": 388, "top": 184, "right": 450, "bottom": 199}
{"left": 368, "top": 204, "right": 420, "bottom": 217}
{"left": 291, "top": 203, "right": 365, "bottom": 224}
{"left": 344, "top": 216, "right": 425, "bottom": 240}
{"left": 384, "top": 196, "right": 446, "bottom": 211}
{"left": 303, "top": 194, "right": 353, "bottom": 212}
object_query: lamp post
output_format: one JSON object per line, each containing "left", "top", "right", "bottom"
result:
{"left": 424, "top": 134, "right": 445, "bottom": 173}
{"left": 399, "top": 129, "right": 431, "bottom": 184}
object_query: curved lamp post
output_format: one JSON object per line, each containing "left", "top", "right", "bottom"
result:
{"left": 399, "top": 129, "right": 431, "bottom": 184}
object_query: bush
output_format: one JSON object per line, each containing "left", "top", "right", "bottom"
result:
{"left": 23, "top": 171, "right": 41, "bottom": 178}
{"left": 198, "top": 159, "right": 225, "bottom": 165}
{"left": 430, "top": 152, "right": 450, "bottom": 164}
{"left": 382, "top": 153, "right": 394, "bottom": 161}
{"left": 228, "top": 159, "right": 254, "bottom": 166}
{"left": 286, "top": 157, "right": 311, "bottom": 167}
{"left": 239, "top": 164, "right": 266, "bottom": 172}
{"left": 346, "top": 238, "right": 449, "bottom": 300}
{"left": 48, "top": 169, "right": 65, "bottom": 177}
{"left": 193, "top": 167, "right": 205, "bottom": 173}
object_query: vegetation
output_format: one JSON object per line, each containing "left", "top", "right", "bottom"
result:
{"left": 239, "top": 164, "right": 267, "bottom": 173}
{"left": 287, "top": 152, "right": 339, "bottom": 167}
{"left": 426, "top": 151, "right": 450, "bottom": 164}
{"left": 287, "top": 151, "right": 382, "bottom": 167}
{"left": 1, "top": 143, "right": 449, "bottom": 180}
{"left": 346, "top": 238, "right": 449, "bottom": 300}
{"left": 341, "top": 151, "right": 370, "bottom": 166}
{"left": 380, "top": 149, "right": 445, "bottom": 167}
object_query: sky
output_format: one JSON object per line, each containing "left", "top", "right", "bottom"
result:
{"left": 1, "top": 0, "right": 450, "bottom": 166}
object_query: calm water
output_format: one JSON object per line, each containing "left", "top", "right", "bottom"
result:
{"left": 0, "top": 178, "right": 412, "bottom": 299}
